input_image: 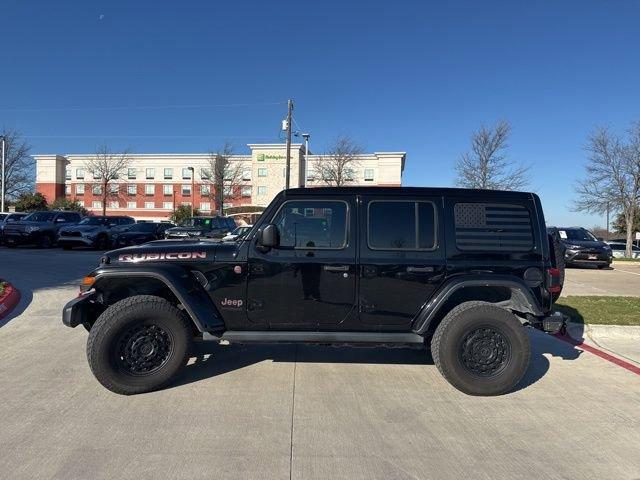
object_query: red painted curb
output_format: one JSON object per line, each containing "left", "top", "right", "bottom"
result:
{"left": 554, "top": 332, "right": 640, "bottom": 377}
{"left": 0, "top": 283, "right": 21, "bottom": 320}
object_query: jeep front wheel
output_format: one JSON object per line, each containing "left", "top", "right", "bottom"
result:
{"left": 432, "top": 301, "right": 530, "bottom": 396}
{"left": 86, "top": 295, "right": 193, "bottom": 395}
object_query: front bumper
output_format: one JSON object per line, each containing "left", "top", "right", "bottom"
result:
{"left": 3, "top": 231, "right": 39, "bottom": 245}
{"left": 565, "top": 250, "right": 612, "bottom": 266}
{"left": 57, "top": 236, "right": 95, "bottom": 247}
{"left": 62, "top": 290, "right": 98, "bottom": 328}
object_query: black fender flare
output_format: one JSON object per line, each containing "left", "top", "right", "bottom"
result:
{"left": 412, "top": 275, "right": 544, "bottom": 335}
{"left": 91, "top": 264, "right": 225, "bottom": 332}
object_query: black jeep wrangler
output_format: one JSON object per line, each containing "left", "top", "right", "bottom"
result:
{"left": 63, "top": 187, "right": 564, "bottom": 396}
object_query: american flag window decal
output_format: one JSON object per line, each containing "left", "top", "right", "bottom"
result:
{"left": 454, "top": 203, "right": 533, "bottom": 252}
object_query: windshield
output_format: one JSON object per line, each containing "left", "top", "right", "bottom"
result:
{"left": 23, "top": 212, "right": 55, "bottom": 222}
{"left": 231, "top": 226, "right": 250, "bottom": 236}
{"left": 560, "top": 228, "right": 597, "bottom": 242}
{"left": 78, "top": 217, "right": 107, "bottom": 226}
{"left": 126, "top": 223, "right": 157, "bottom": 233}
{"left": 0, "top": 214, "right": 6, "bottom": 221}
{"left": 180, "top": 217, "right": 213, "bottom": 228}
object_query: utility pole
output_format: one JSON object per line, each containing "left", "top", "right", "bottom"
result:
{"left": 285, "top": 99, "right": 293, "bottom": 190}
{"left": 0, "top": 136, "right": 5, "bottom": 213}
{"left": 301, "top": 133, "right": 310, "bottom": 187}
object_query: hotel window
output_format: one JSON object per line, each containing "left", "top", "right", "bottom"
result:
{"left": 200, "top": 202, "right": 211, "bottom": 211}
{"left": 364, "top": 168, "right": 375, "bottom": 181}
{"left": 127, "top": 201, "right": 136, "bottom": 209}
{"left": 162, "top": 202, "right": 173, "bottom": 210}
{"left": 257, "top": 186, "right": 267, "bottom": 196}
{"left": 110, "top": 184, "right": 119, "bottom": 194}
{"left": 127, "top": 168, "right": 137, "bottom": 180}
{"left": 182, "top": 184, "right": 192, "bottom": 196}
{"left": 76, "top": 184, "right": 85, "bottom": 195}
{"left": 145, "top": 184, "right": 155, "bottom": 196}
{"left": 200, "top": 168, "right": 210, "bottom": 180}
{"left": 65, "top": 184, "right": 71, "bottom": 195}
{"left": 92, "top": 185, "right": 102, "bottom": 195}
{"left": 201, "top": 184, "right": 211, "bottom": 196}
{"left": 65, "top": 168, "right": 71, "bottom": 180}
{"left": 146, "top": 168, "right": 155, "bottom": 179}
{"left": 223, "top": 186, "right": 233, "bottom": 196}
{"left": 345, "top": 168, "right": 355, "bottom": 181}
{"left": 92, "top": 201, "right": 102, "bottom": 209}
{"left": 258, "top": 168, "right": 267, "bottom": 177}
{"left": 93, "top": 170, "right": 101, "bottom": 180}
{"left": 109, "top": 201, "right": 118, "bottom": 209}
{"left": 242, "top": 169, "right": 251, "bottom": 181}
{"left": 127, "top": 185, "right": 137, "bottom": 195}
{"left": 182, "top": 168, "right": 192, "bottom": 180}
{"left": 164, "top": 168, "right": 173, "bottom": 179}
{"left": 76, "top": 168, "right": 85, "bottom": 179}
{"left": 163, "top": 184, "right": 173, "bottom": 196}
{"left": 144, "top": 201, "right": 155, "bottom": 209}
{"left": 241, "top": 186, "right": 252, "bottom": 197}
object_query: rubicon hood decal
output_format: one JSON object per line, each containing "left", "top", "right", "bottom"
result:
{"left": 118, "top": 251, "right": 207, "bottom": 262}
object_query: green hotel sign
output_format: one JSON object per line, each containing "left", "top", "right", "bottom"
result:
{"left": 257, "top": 153, "right": 285, "bottom": 161}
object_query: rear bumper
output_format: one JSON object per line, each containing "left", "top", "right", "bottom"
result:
{"left": 62, "top": 291, "right": 97, "bottom": 328}
{"left": 531, "top": 311, "right": 566, "bottom": 334}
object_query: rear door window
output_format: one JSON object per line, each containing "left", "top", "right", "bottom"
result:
{"left": 368, "top": 201, "right": 437, "bottom": 250}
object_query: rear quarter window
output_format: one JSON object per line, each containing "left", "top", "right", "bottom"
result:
{"left": 454, "top": 202, "right": 533, "bottom": 252}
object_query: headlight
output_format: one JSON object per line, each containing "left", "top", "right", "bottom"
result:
{"left": 25, "top": 226, "right": 40, "bottom": 233}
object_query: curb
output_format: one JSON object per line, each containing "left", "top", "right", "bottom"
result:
{"left": 0, "top": 282, "right": 21, "bottom": 320}
{"left": 566, "top": 321, "right": 640, "bottom": 341}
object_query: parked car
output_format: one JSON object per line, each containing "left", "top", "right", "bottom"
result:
{"left": 554, "top": 226, "right": 613, "bottom": 268}
{"left": 221, "top": 225, "right": 253, "bottom": 242}
{"left": 64, "top": 186, "right": 564, "bottom": 396}
{"left": 58, "top": 215, "right": 135, "bottom": 250}
{"left": 606, "top": 241, "right": 640, "bottom": 259}
{"left": 3, "top": 211, "right": 82, "bottom": 248}
{"left": 0, "top": 212, "right": 28, "bottom": 245}
{"left": 164, "top": 216, "right": 236, "bottom": 240}
{"left": 110, "top": 222, "right": 175, "bottom": 248}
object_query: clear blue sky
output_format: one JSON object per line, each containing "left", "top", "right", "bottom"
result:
{"left": 2, "top": 0, "right": 639, "bottom": 226}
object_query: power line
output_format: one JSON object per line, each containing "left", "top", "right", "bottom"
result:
{"left": 0, "top": 101, "right": 287, "bottom": 113}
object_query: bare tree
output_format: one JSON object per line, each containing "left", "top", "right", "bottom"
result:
{"left": 311, "top": 136, "right": 363, "bottom": 186}
{"left": 1, "top": 128, "right": 33, "bottom": 200}
{"left": 575, "top": 124, "right": 640, "bottom": 257}
{"left": 207, "top": 141, "right": 243, "bottom": 216}
{"left": 455, "top": 121, "right": 529, "bottom": 190}
{"left": 84, "top": 145, "right": 132, "bottom": 215}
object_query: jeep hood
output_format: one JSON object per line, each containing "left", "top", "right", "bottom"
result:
{"left": 103, "top": 239, "right": 238, "bottom": 264}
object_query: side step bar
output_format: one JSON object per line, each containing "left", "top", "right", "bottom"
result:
{"left": 203, "top": 331, "right": 424, "bottom": 344}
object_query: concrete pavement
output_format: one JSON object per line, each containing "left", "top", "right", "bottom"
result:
{"left": 1, "top": 248, "right": 639, "bottom": 479}
{"left": 561, "top": 261, "right": 640, "bottom": 296}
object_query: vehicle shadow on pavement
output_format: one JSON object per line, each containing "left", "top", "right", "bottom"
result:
{"left": 169, "top": 329, "right": 585, "bottom": 393}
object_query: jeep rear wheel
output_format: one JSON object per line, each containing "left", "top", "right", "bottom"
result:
{"left": 432, "top": 301, "right": 530, "bottom": 396}
{"left": 86, "top": 295, "right": 193, "bottom": 395}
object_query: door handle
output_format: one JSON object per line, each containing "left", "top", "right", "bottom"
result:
{"left": 406, "top": 266, "right": 434, "bottom": 273}
{"left": 324, "top": 265, "right": 350, "bottom": 272}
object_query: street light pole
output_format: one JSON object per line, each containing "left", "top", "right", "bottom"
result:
{"left": 188, "top": 167, "right": 195, "bottom": 217}
{"left": 301, "top": 133, "right": 310, "bottom": 187}
{"left": 1, "top": 136, "right": 5, "bottom": 213}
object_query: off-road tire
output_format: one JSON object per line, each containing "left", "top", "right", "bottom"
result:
{"left": 86, "top": 295, "right": 193, "bottom": 395}
{"left": 432, "top": 301, "right": 530, "bottom": 396}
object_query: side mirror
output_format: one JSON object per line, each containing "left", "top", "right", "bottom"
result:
{"left": 258, "top": 224, "right": 279, "bottom": 249}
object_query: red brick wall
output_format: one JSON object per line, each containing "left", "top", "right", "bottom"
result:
{"left": 36, "top": 182, "right": 65, "bottom": 204}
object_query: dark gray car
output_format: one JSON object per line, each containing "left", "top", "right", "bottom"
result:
{"left": 0, "top": 212, "right": 28, "bottom": 245}
{"left": 3, "top": 211, "right": 82, "bottom": 248}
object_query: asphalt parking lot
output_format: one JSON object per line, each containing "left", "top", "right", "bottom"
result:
{"left": 562, "top": 262, "right": 640, "bottom": 296}
{"left": 1, "top": 248, "right": 639, "bottom": 480}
